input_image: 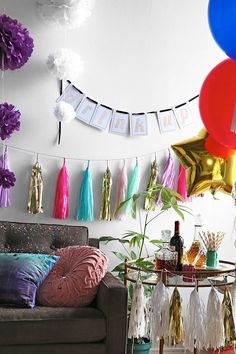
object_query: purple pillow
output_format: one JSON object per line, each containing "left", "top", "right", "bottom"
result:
{"left": 0, "top": 253, "right": 59, "bottom": 308}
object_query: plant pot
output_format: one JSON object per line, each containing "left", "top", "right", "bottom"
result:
{"left": 127, "top": 341, "right": 152, "bottom": 354}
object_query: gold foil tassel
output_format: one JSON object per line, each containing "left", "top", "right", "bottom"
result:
{"left": 27, "top": 162, "right": 43, "bottom": 214}
{"left": 169, "top": 287, "right": 184, "bottom": 345}
{"left": 222, "top": 287, "right": 236, "bottom": 345}
{"left": 144, "top": 159, "right": 158, "bottom": 211}
{"left": 100, "top": 167, "right": 112, "bottom": 221}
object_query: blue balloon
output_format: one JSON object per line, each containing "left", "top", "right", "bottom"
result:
{"left": 208, "top": 0, "right": 236, "bottom": 59}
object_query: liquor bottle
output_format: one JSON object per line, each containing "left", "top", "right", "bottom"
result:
{"left": 155, "top": 230, "right": 177, "bottom": 272}
{"left": 185, "top": 214, "right": 206, "bottom": 268}
{"left": 170, "top": 221, "right": 184, "bottom": 271}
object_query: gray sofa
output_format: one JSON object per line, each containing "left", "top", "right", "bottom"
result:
{"left": 0, "top": 221, "right": 127, "bottom": 354}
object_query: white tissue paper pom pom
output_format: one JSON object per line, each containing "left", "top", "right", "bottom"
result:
{"left": 36, "top": 0, "right": 95, "bottom": 29}
{"left": 47, "top": 48, "right": 84, "bottom": 81}
{"left": 54, "top": 102, "right": 76, "bottom": 122}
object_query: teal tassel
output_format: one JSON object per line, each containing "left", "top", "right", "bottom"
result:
{"left": 76, "top": 164, "right": 94, "bottom": 221}
{"left": 126, "top": 160, "right": 140, "bottom": 218}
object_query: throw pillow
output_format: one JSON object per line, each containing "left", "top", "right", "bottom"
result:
{"left": 37, "top": 246, "right": 108, "bottom": 307}
{"left": 0, "top": 253, "right": 59, "bottom": 308}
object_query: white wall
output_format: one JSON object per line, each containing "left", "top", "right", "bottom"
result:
{"left": 0, "top": 0, "right": 234, "bottom": 272}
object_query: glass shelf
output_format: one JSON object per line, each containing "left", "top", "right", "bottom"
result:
{"left": 124, "top": 258, "right": 235, "bottom": 288}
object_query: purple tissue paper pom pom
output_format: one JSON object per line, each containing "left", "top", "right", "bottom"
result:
{"left": 0, "top": 14, "right": 34, "bottom": 70}
{"left": 0, "top": 168, "right": 16, "bottom": 189}
{"left": 0, "top": 103, "right": 21, "bottom": 140}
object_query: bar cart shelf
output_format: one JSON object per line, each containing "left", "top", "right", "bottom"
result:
{"left": 124, "top": 258, "right": 236, "bottom": 354}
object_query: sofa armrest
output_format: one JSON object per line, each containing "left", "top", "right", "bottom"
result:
{"left": 96, "top": 272, "right": 127, "bottom": 354}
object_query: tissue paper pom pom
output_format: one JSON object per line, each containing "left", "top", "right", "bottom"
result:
{"left": 0, "top": 14, "right": 34, "bottom": 71}
{"left": 0, "top": 103, "right": 21, "bottom": 140}
{"left": 36, "top": 0, "right": 95, "bottom": 29}
{"left": 0, "top": 168, "right": 16, "bottom": 189}
{"left": 47, "top": 48, "right": 84, "bottom": 80}
{"left": 54, "top": 102, "right": 76, "bottom": 122}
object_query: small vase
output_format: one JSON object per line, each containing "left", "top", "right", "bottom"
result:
{"left": 206, "top": 250, "right": 219, "bottom": 268}
{"left": 127, "top": 341, "right": 152, "bottom": 354}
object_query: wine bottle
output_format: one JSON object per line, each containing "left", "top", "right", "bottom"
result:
{"left": 170, "top": 220, "right": 184, "bottom": 271}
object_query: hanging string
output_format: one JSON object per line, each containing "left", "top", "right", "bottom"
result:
{"left": 0, "top": 142, "right": 167, "bottom": 162}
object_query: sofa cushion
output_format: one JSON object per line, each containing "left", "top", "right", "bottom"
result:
{"left": 0, "top": 222, "right": 88, "bottom": 254}
{"left": 38, "top": 246, "right": 108, "bottom": 307}
{"left": 0, "top": 253, "right": 59, "bottom": 308}
{"left": 0, "top": 306, "right": 106, "bottom": 345}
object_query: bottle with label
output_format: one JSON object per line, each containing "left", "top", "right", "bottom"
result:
{"left": 185, "top": 214, "right": 206, "bottom": 268}
{"left": 169, "top": 221, "right": 184, "bottom": 271}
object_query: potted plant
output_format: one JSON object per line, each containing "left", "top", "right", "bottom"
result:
{"left": 99, "top": 184, "right": 190, "bottom": 354}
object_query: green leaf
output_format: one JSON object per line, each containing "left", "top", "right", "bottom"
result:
{"left": 130, "top": 251, "right": 137, "bottom": 259}
{"left": 112, "top": 251, "right": 128, "bottom": 261}
{"left": 112, "top": 263, "right": 125, "bottom": 272}
{"left": 149, "top": 239, "right": 163, "bottom": 245}
{"left": 173, "top": 205, "right": 184, "bottom": 220}
{"left": 99, "top": 236, "right": 130, "bottom": 244}
{"left": 135, "top": 259, "right": 155, "bottom": 270}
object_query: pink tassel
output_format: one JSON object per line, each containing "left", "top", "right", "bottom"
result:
{"left": 53, "top": 161, "right": 69, "bottom": 219}
{"left": 177, "top": 164, "right": 192, "bottom": 202}
{"left": 157, "top": 151, "right": 175, "bottom": 205}
{"left": 114, "top": 165, "right": 128, "bottom": 220}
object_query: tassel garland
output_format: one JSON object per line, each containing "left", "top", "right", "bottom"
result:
{"left": 230, "top": 278, "right": 236, "bottom": 319}
{"left": 27, "top": 162, "right": 43, "bottom": 214}
{"left": 222, "top": 287, "right": 236, "bottom": 345}
{"left": 126, "top": 160, "right": 140, "bottom": 217}
{"left": 157, "top": 151, "right": 175, "bottom": 205}
{"left": 0, "top": 148, "right": 15, "bottom": 208}
{"left": 53, "top": 161, "right": 69, "bottom": 219}
{"left": 169, "top": 287, "right": 184, "bottom": 346}
{"left": 128, "top": 279, "right": 147, "bottom": 339}
{"left": 76, "top": 163, "right": 94, "bottom": 221}
{"left": 114, "top": 165, "right": 127, "bottom": 220}
{"left": 206, "top": 287, "right": 224, "bottom": 350}
{"left": 144, "top": 159, "right": 158, "bottom": 211}
{"left": 99, "top": 167, "right": 112, "bottom": 221}
{"left": 177, "top": 163, "right": 192, "bottom": 202}
{"left": 184, "top": 288, "right": 206, "bottom": 352}
{"left": 151, "top": 280, "right": 169, "bottom": 344}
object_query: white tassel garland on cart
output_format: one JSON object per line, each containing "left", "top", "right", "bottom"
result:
{"left": 151, "top": 279, "right": 169, "bottom": 345}
{"left": 128, "top": 278, "right": 147, "bottom": 339}
{"left": 184, "top": 288, "right": 206, "bottom": 352}
{"left": 206, "top": 287, "right": 225, "bottom": 350}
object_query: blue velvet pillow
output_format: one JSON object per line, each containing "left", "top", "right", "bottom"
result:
{"left": 0, "top": 253, "right": 59, "bottom": 308}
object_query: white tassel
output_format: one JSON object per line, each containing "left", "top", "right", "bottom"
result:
{"left": 128, "top": 279, "right": 147, "bottom": 339}
{"left": 151, "top": 280, "right": 169, "bottom": 345}
{"left": 206, "top": 287, "right": 225, "bottom": 350}
{"left": 184, "top": 288, "right": 206, "bottom": 352}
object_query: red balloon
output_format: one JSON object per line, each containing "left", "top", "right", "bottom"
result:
{"left": 205, "top": 134, "right": 236, "bottom": 159}
{"left": 199, "top": 58, "right": 236, "bottom": 149}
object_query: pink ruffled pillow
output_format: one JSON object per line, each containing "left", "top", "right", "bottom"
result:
{"left": 37, "top": 246, "right": 108, "bottom": 307}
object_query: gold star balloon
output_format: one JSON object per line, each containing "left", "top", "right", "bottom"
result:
{"left": 172, "top": 131, "right": 236, "bottom": 197}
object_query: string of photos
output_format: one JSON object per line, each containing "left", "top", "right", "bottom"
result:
{"left": 0, "top": 144, "right": 193, "bottom": 220}
{"left": 129, "top": 273, "right": 236, "bottom": 352}
{"left": 55, "top": 81, "right": 199, "bottom": 141}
